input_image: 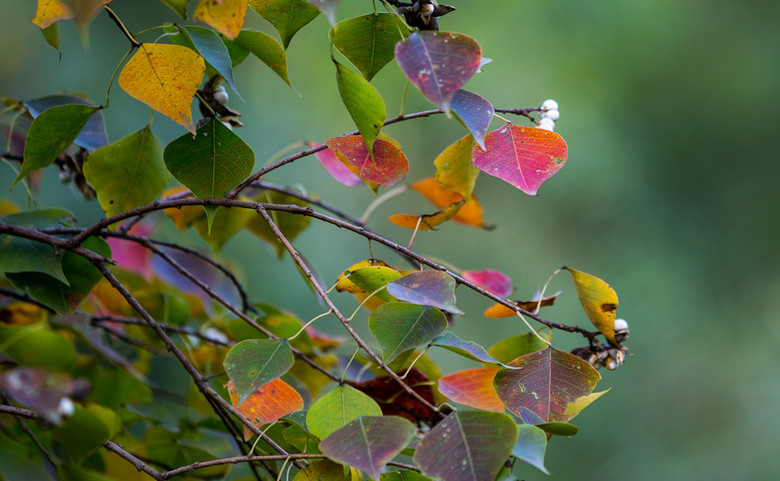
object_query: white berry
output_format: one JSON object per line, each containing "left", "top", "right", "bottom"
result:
{"left": 213, "top": 90, "right": 229, "bottom": 105}
{"left": 538, "top": 118, "right": 555, "bottom": 131}
{"left": 57, "top": 397, "right": 75, "bottom": 418}
{"left": 614, "top": 318, "right": 629, "bottom": 331}
{"left": 541, "top": 99, "right": 558, "bottom": 112}
{"left": 540, "top": 109, "right": 560, "bottom": 121}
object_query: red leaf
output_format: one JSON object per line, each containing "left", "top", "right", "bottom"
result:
{"left": 346, "top": 368, "right": 443, "bottom": 425}
{"left": 395, "top": 31, "right": 482, "bottom": 112}
{"left": 438, "top": 368, "right": 505, "bottom": 412}
{"left": 326, "top": 136, "right": 409, "bottom": 188}
{"left": 462, "top": 269, "right": 512, "bottom": 297}
{"left": 313, "top": 143, "right": 362, "bottom": 186}
{"left": 472, "top": 124, "right": 568, "bottom": 195}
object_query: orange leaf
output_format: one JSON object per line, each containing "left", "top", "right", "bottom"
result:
{"left": 564, "top": 267, "right": 620, "bottom": 345}
{"left": 484, "top": 293, "right": 560, "bottom": 318}
{"left": 438, "top": 368, "right": 504, "bottom": 412}
{"left": 411, "top": 177, "right": 485, "bottom": 228}
{"left": 31, "top": 0, "right": 73, "bottom": 29}
{"left": 388, "top": 200, "right": 464, "bottom": 231}
{"left": 326, "top": 136, "right": 409, "bottom": 189}
{"left": 119, "top": 43, "right": 205, "bottom": 133}
{"left": 194, "top": 0, "right": 248, "bottom": 40}
{"left": 226, "top": 379, "right": 303, "bottom": 440}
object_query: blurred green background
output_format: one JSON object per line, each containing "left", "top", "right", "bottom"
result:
{"left": 2, "top": 1, "right": 779, "bottom": 480}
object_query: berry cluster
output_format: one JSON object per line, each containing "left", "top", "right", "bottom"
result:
{"left": 538, "top": 98, "right": 560, "bottom": 131}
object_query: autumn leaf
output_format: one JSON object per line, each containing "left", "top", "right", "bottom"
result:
{"left": 119, "top": 43, "right": 205, "bottom": 133}
{"left": 388, "top": 200, "right": 464, "bottom": 231}
{"left": 462, "top": 269, "right": 512, "bottom": 297}
{"left": 31, "top": 0, "right": 73, "bottom": 29}
{"left": 326, "top": 136, "right": 409, "bottom": 188}
{"left": 194, "top": 0, "right": 248, "bottom": 40}
{"left": 313, "top": 144, "right": 362, "bottom": 186}
{"left": 226, "top": 379, "right": 303, "bottom": 440}
{"left": 438, "top": 367, "right": 504, "bottom": 413}
{"left": 411, "top": 177, "right": 485, "bottom": 228}
{"left": 564, "top": 267, "right": 620, "bottom": 345}
{"left": 346, "top": 368, "right": 440, "bottom": 425}
{"left": 434, "top": 135, "right": 479, "bottom": 200}
{"left": 483, "top": 292, "right": 560, "bottom": 318}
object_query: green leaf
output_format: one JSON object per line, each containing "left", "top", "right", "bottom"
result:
{"left": 331, "top": 13, "right": 409, "bottom": 81}
{"left": 0, "top": 431, "right": 53, "bottom": 481}
{"left": 430, "top": 331, "right": 506, "bottom": 366}
{"left": 236, "top": 30, "right": 291, "bottom": 85}
{"left": 249, "top": 0, "right": 320, "bottom": 49}
{"left": 335, "top": 60, "right": 386, "bottom": 152}
{"left": 40, "top": 22, "right": 60, "bottom": 54}
{"left": 319, "top": 416, "right": 415, "bottom": 480}
{"left": 13, "top": 104, "right": 99, "bottom": 187}
{"left": 512, "top": 424, "right": 549, "bottom": 474}
{"left": 0, "top": 326, "right": 78, "bottom": 371}
{"left": 306, "top": 384, "right": 382, "bottom": 440}
{"left": 192, "top": 205, "right": 254, "bottom": 252}
{"left": 369, "top": 302, "right": 447, "bottom": 363}
{"left": 487, "top": 332, "right": 551, "bottom": 365}
{"left": 55, "top": 405, "right": 117, "bottom": 463}
{"left": 24, "top": 95, "right": 109, "bottom": 151}
{"left": 0, "top": 209, "right": 74, "bottom": 283}
{"left": 414, "top": 411, "right": 517, "bottom": 481}
{"left": 380, "top": 472, "right": 432, "bottom": 481}
{"left": 160, "top": 0, "right": 190, "bottom": 19}
{"left": 181, "top": 26, "right": 243, "bottom": 100}
{"left": 83, "top": 124, "right": 169, "bottom": 219}
{"left": 223, "top": 339, "right": 294, "bottom": 404}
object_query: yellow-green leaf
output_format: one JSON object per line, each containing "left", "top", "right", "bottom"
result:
{"left": 564, "top": 267, "right": 620, "bottom": 345}
{"left": 194, "top": 0, "right": 247, "bottom": 40}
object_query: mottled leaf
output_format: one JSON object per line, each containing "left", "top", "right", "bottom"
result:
{"left": 512, "top": 424, "right": 549, "bottom": 474}
{"left": 236, "top": 29, "right": 290, "bottom": 85}
{"left": 411, "top": 177, "right": 484, "bottom": 228}
{"left": 306, "top": 385, "right": 382, "bottom": 440}
{"left": 31, "top": 0, "right": 73, "bottom": 29}
{"left": 387, "top": 270, "right": 463, "bottom": 315}
{"left": 437, "top": 367, "right": 504, "bottom": 412}
{"left": 472, "top": 123, "right": 568, "bottom": 196}
{"left": 119, "top": 43, "right": 205, "bottom": 133}
{"left": 433, "top": 135, "right": 479, "bottom": 200}
{"left": 335, "top": 61, "right": 385, "bottom": 152}
{"left": 320, "top": 416, "right": 415, "bottom": 480}
{"left": 414, "top": 411, "right": 516, "bottom": 481}
{"left": 494, "top": 348, "right": 601, "bottom": 423}
{"left": 249, "top": 0, "right": 320, "bottom": 49}
{"left": 226, "top": 379, "right": 304, "bottom": 440}
{"left": 451, "top": 89, "right": 494, "bottom": 149}
{"left": 331, "top": 13, "right": 409, "bottom": 81}
{"left": 369, "top": 302, "right": 447, "bottom": 363}
{"left": 24, "top": 95, "right": 108, "bottom": 152}
{"left": 180, "top": 26, "right": 242, "bottom": 99}
{"left": 223, "top": 339, "right": 294, "bottom": 404}
{"left": 326, "top": 136, "right": 408, "bottom": 188}
{"left": 395, "top": 31, "right": 482, "bottom": 113}
{"left": 564, "top": 267, "right": 620, "bottom": 345}
{"left": 194, "top": 0, "right": 247, "bottom": 40}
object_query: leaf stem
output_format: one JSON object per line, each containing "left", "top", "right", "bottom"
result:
{"left": 104, "top": 47, "right": 134, "bottom": 108}
{"left": 104, "top": 6, "right": 141, "bottom": 48}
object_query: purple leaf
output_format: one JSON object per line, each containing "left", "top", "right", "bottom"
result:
{"left": 386, "top": 270, "right": 463, "bottom": 315}
{"left": 451, "top": 89, "right": 494, "bottom": 149}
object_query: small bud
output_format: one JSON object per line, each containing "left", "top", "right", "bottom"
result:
{"left": 540, "top": 109, "right": 560, "bottom": 121}
{"left": 541, "top": 99, "right": 558, "bottom": 111}
{"left": 538, "top": 118, "right": 555, "bottom": 131}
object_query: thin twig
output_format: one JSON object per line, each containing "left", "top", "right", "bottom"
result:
{"left": 0, "top": 287, "right": 56, "bottom": 313}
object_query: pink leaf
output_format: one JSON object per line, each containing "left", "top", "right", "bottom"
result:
{"left": 462, "top": 269, "right": 512, "bottom": 297}
{"left": 313, "top": 144, "right": 362, "bottom": 186}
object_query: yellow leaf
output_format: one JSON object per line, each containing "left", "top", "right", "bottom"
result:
{"left": 563, "top": 389, "right": 610, "bottom": 418}
{"left": 194, "top": 0, "right": 248, "bottom": 40}
{"left": 388, "top": 200, "right": 465, "bottom": 231}
{"left": 411, "top": 177, "right": 485, "bottom": 228}
{"left": 334, "top": 259, "right": 394, "bottom": 293}
{"left": 119, "top": 43, "right": 205, "bottom": 133}
{"left": 31, "top": 0, "right": 73, "bottom": 29}
{"left": 564, "top": 267, "right": 620, "bottom": 345}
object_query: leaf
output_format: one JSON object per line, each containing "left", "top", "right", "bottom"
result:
{"left": 235, "top": 30, "right": 291, "bottom": 85}
{"left": 429, "top": 331, "right": 504, "bottom": 366}
{"left": 388, "top": 200, "right": 463, "bottom": 231}
{"left": 293, "top": 460, "right": 353, "bottom": 481}
{"left": 0, "top": 327, "right": 78, "bottom": 372}
{"left": 386, "top": 270, "right": 463, "bottom": 315}
{"left": 564, "top": 267, "right": 620, "bottom": 345}
{"left": 0, "top": 368, "right": 81, "bottom": 425}
{"left": 563, "top": 389, "right": 609, "bottom": 419}
{"left": 83, "top": 124, "right": 169, "bottom": 219}
{"left": 483, "top": 292, "right": 560, "bottom": 318}
{"left": 487, "top": 333, "right": 550, "bottom": 365}
{"left": 245, "top": 189, "right": 311, "bottom": 258}
{"left": 472, "top": 123, "right": 568, "bottom": 196}
{"left": 194, "top": 0, "right": 247, "bottom": 40}
{"left": 413, "top": 411, "right": 516, "bottom": 481}
{"left": 0, "top": 209, "right": 74, "bottom": 283}
{"left": 346, "top": 368, "right": 438, "bottom": 425}
{"left": 320, "top": 416, "right": 415, "bottom": 480}
{"left": 335, "top": 61, "right": 386, "bottom": 152}
{"left": 512, "top": 424, "right": 549, "bottom": 474}
{"left": 61, "top": 0, "right": 111, "bottom": 38}
{"left": 462, "top": 269, "right": 512, "bottom": 297}
{"left": 381, "top": 473, "right": 431, "bottom": 481}
{"left": 40, "top": 23, "right": 61, "bottom": 55}
{"left": 313, "top": 144, "right": 362, "bottom": 186}
{"left": 306, "top": 385, "right": 382, "bottom": 440}
{"left": 325, "top": 136, "right": 409, "bottom": 188}
{"left": 411, "top": 177, "right": 484, "bottom": 228}
{"left": 395, "top": 31, "right": 482, "bottom": 113}
{"left": 306, "top": 0, "right": 339, "bottom": 25}
{"left": 335, "top": 260, "right": 400, "bottom": 309}
{"left": 160, "top": 0, "right": 190, "bottom": 18}
{"left": 24, "top": 95, "right": 108, "bottom": 152}
{"left": 434, "top": 135, "right": 479, "bottom": 200}
{"left": 13, "top": 104, "right": 99, "bottom": 187}
{"left": 119, "top": 43, "right": 205, "bottom": 133}
{"left": 451, "top": 90, "right": 494, "bottom": 149}
{"left": 180, "top": 26, "right": 242, "bottom": 99}
{"left": 369, "top": 302, "right": 447, "bottom": 363}
{"left": 56, "top": 405, "right": 116, "bottom": 462}
{"left": 331, "top": 13, "right": 409, "bottom": 81}
{"left": 437, "top": 368, "right": 504, "bottom": 413}
{"left": 493, "top": 348, "right": 601, "bottom": 423}
{"left": 249, "top": 0, "right": 320, "bottom": 49}
{"left": 31, "top": 0, "right": 73, "bottom": 29}
{"left": 223, "top": 339, "right": 294, "bottom": 404}
{"left": 193, "top": 205, "right": 254, "bottom": 251}
{"left": 226, "top": 379, "right": 304, "bottom": 440}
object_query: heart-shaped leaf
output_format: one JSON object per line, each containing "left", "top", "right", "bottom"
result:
{"left": 434, "top": 135, "right": 479, "bottom": 200}
{"left": 414, "top": 411, "right": 516, "bottom": 481}
{"left": 387, "top": 270, "right": 463, "bottom": 315}
{"left": 335, "top": 60, "right": 386, "bottom": 152}
{"left": 249, "top": 0, "right": 320, "bottom": 49}
{"left": 564, "top": 267, "right": 620, "bottom": 345}
{"left": 325, "top": 136, "right": 409, "bottom": 188}
{"left": 226, "top": 378, "right": 304, "bottom": 440}
{"left": 320, "top": 416, "right": 415, "bottom": 480}
{"left": 395, "top": 31, "right": 482, "bottom": 113}
{"left": 24, "top": 95, "right": 108, "bottom": 152}
{"left": 306, "top": 385, "right": 382, "bottom": 440}
{"left": 223, "top": 339, "right": 294, "bottom": 404}
{"left": 437, "top": 367, "right": 504, "bottom": 412}
{"left": 411, "top": 177, "right": 484, "bottom": 228}
{"left": 472, "top": 123, "right": 568, "bottom": 195}
{"left": 83, "top": 124, "right": 169, "bottom": 219}
{"left": 119, "top": 43, "right": 205, "bottom": 133}
{"left": 462, "top": 269, "right": 512, "bottom": 297}
{"left": 180, "top": 26, "right": 242, "bottom": 99}
{"left": 494, "top": 348, "right": 601, "bottom": 423}
{"left": 313, "top": 144, "right": 362, "bottom": 186}
{"left": 451, "top": 89, "right": 494, "bottom": 149}
{"left": 194, "top": 0, "right": 247, "bottom": 40}
{"left": 236, "top": 30, "right": 291, "bottom": 85}
{"left": 369, "top": 302, "right": 447, "bottom": 363}
{"left": 512, "top": 424, "right": 549, "bottom": 474}
{"left": 331, "top": 13, "right": 409, "bottom": 81}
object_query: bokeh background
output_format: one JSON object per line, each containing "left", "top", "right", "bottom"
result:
{"left": 2, "top": 1, "right": 779, "bottom": 480}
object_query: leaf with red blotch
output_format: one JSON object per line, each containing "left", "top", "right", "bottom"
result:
{"left": 483, "top": 291, "right": 561, "bottom": 318}
{"left": 472, "top": 124, "right": 568, "bottom": 195}
{"left": 313, "top": 143, "right": 362, "bottom": 186}
{"left": 494, "top": 348, "right": 601, "bottom": 423}
{"left": 395, "top": 31, "right": 482, "bottom": 113}
{"left": 319, "top": 416, "right": 415, "bottom": 480}
{"left": 387, "top": 270, "right": 463, "bottom": 315}
{"left": 388, "top": 200, "right": 464, "bottom": 231}
{"left": 346, "top": 368, "right": 441, "bottom": 425}
{"left": 451, "top": 89, "right": 494, "bottom": 149}
{"left": 462, "top": 269, "right": 512, "bottom": 297}
{"left": 326, "top": 136, "right": 408, "bottom": 188}
{"left": 411, "top": 177, "right": 485, "bottom": 228}
{"left": 438, "top": 367, "right": 504, "bottom": 413}
{"left": 226, "top": 379, "right": 303, "bottom": 440}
